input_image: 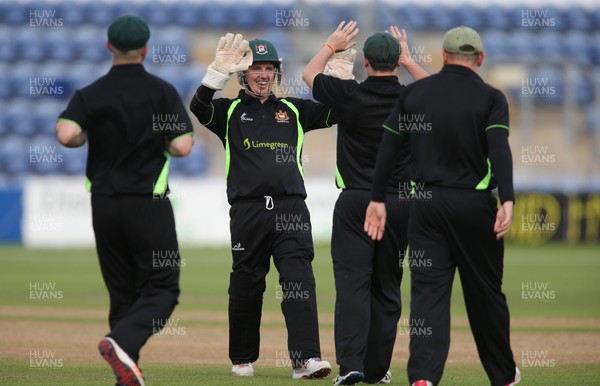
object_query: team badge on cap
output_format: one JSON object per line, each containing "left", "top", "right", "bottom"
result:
{"left": 255, "top": 44, "right": 268, "bottom": 55}
{"left": 275, "top": 110, "right": 289, "bottom": 123}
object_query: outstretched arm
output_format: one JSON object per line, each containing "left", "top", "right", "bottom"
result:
{"left": 388, "top": 26, "right": 429, "bottom": 81}
{"left": 302, "top": 20, "right": 359, "bottom": 88}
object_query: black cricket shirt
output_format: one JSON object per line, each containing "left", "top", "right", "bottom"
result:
{"left": 373, "top": 64, "right": 514, "bottom": 203}
{"left": 190, "top": 88, "right": 334, "bottom": 204}
{"left": 312, "top": 74, "right": 409, "bottom": 193}
{"left": 58, "top": 64, "right": 193, "bottom": 196}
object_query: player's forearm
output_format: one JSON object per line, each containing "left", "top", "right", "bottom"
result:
{"left": 61, "top": 132, "right": 87, "bottom": 148}
{"left": 371, "top": 129, "right": 402, "bottom": 202}
{"left": 167, "top": 133, "right": 194, "bottom": 157}
{"left": 302, "top": 46, "right": 333, "bottom": 89}
{"left": 402, "top": 60, "right": 429, "bottom": 82}
{"left": 487, "top": 129, "right": 515, "bottom": 203}
{"left": 55, "top": 120, "right": 87, "bottom": 148}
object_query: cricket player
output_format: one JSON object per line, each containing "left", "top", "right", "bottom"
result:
{"left": 302, "top": 21, "right": 428, "bottom": 385}
{"left": 189, "top": 33, "right": 332, "bottom": 379}
{"left": 365, "top": 26, "right": 520, "bottom": 386}
{"left": 56, "top": 15, "right": 194, "bottom": 386}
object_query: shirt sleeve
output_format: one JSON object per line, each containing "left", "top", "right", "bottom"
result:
{"left": 189, "top": 85, "right": 229, "bottom": 140}
{"left": 165, "top": 85, "right": 194, "bottom": 141}
{"left": 485, "top": 90, "right": 514, "bottom": 203}
{"left": 485, "top": 89, "right": 510, "bottom": 132}
{"left": 312, "top": 73, "right": 357, "bottom": 110}
{"left": 293, "top": 98, "right": 336, "bottom": 133}
{"left": 58, "top": 91, "right": 89, "bottom": 130}
{"left": 371, "top": 128, "right": 403, "bottom": 202}
{"left": 382, "top": 92, "right": 404, "bottom": 136}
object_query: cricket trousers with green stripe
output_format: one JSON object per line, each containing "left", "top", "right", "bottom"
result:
{"left": 228, "top": 195, "right": 322, "bottom": 368}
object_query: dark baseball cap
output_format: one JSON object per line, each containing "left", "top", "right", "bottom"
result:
{"left": 442, "top": 26, "right": 483, "bottom": 55}
{"left": 363, "top": 32, "right": 400, "bottom": 67}
{"left": 107, "top": 15, "right": 150, "bottom": 52}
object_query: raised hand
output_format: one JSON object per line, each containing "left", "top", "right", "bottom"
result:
{"left": 326, "top": 21, "right": 359, "bottom": 52}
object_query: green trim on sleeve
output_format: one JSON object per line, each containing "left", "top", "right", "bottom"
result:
{"left": 84, "top": 176, "right": 92, "bottom": 192}
{"left": 224, "top": 99, "right": 242, "bottom": 182}
{"left": 335, "top": 166, "right": 346, "bottom": 189}
{"left": 485, "top": 124, "right": 509, "bottom": 132}
{"left": 202, "top": 104, "right": 215, "bottom": 126}
{"left": 280, "top": 99, "right": 305, "bottom": 179}
{"left": 153, "top": 151, "right": 171, "bottom": 195}
{"left": 383, "top": 124, "right": 401, "bottom": 136}
{"left": 325, "top": 108, "right": 333, "bottom": 127}
{"left": 57, "top": 118, "right": 84, "bottom": 131}
{"left": 475, "top": 158, "right": 492, "bottom": 190}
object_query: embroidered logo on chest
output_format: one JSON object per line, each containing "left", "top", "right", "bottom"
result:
{"left": 240, "top": 112, "right": 254, "bottom": 122}
{"left": 275, "top": 110, "right": 289, "bottom": 123}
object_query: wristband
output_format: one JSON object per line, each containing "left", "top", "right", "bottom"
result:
{"left": 323, "top": 43, "right": 335, "bottom": 56}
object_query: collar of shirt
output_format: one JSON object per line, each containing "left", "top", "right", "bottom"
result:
{"left": 441, "top": 64, "right": 482, "bottom": 81}
{"left": 363, "top": 75, "right": 399, "bottom": 84}
{"left": 108, "top": 63, "right": 145, "bottom": 74}
{"left": 237, "top": 89, "right": 280, "bottom": 105}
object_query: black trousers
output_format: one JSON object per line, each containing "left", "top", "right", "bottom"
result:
{"left": 91, "top": 195, "right": 180, "bottom": 363}
{"left": 228, "top": 196, "right": 321, "bottom": 367}
{"left": 406, "top": 187, "right": 516, "bottom": 386}
{"left": 331, "top": 190, "right": 408, "bottom": 382}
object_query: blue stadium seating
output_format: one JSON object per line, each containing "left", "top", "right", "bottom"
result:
{"left": 168, "top": 1, "right": 202, "bottom": 28}
{"left": 0, "top": 135, "right": 30, "bottom": 177}
{"left": 60, "top": 145, "right": 87, "bottom": 175}
{"left": 1, "top": 1, "right": 599, "bottom": 180}
{"left": 454, "top": 4, "right": 485, "bottom": 31}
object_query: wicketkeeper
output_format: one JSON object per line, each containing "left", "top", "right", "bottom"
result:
{"left": 189, "top": 33, "right": 333, "bottom": 379}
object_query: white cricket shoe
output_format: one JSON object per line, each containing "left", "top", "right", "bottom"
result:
{"left": 332, "top": 370, "right": 365, "bottom": 385}
{"left": 377, "top": 370, "right": 392, "bottom": 384}
{"left": 506, "top": 367, "right": 521, "bottom": 386}
{"left": 292, "top": 357, "right": 332, "bottom": 379}
{"left": 232, "top": 362, "right": 254, "bottom": 376}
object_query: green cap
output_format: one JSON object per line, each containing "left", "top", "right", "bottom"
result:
{"left": 363, "top": 33, "right": 400, "bottom": 67}
{"left": 442, "top": 26, "right": 483, "bottom": 55}
{"left": 248, "top": 39, "right": 281, "bottom": 64}
{"left": 107, "top": 15, "right": 150, "bottom": 52}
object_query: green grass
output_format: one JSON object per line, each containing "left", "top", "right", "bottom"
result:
{"left": 1, "top": 243, "right": 599, "bottom": 385}
{"left": 1, "top": 243, "right": 599, "bottom": 317}
{"left": 0, "top": 359, "right": 598, "bottom": 385}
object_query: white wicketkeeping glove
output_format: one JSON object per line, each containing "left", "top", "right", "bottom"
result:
{"left": 323, "top": 49, "right": 357, "bottom": 80}
{"left": 202, "top": 33, "right": 253, "bottom": 90}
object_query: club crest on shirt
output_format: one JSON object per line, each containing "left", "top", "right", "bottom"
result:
{"left": 275, "top": 110, "right": 289, "bottom": 123}
{"left": 255, "top": 44, "right": 268, "bottom": 55}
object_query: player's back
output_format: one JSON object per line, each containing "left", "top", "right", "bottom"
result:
{"left": 313, "top": 74, "right": 409, "bottom": 192}
{"left": 400, "top": 64, "right": 505, "bottom": 191}
{"left": 65, "top": 64, "right": 188, "bottom": 195}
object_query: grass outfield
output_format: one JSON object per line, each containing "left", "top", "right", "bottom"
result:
{"left": 1, "top": 243, "right": 599, "bottom": 385}
{"left": 1, "top": 243, "right": 599, "bottom": 316}
{"left": 0, "top": 360, "right": 598, "bottom": 385}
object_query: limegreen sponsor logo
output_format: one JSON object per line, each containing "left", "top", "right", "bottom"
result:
{"left": 243, "top": 137, "right": 289, "bottom": 151}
